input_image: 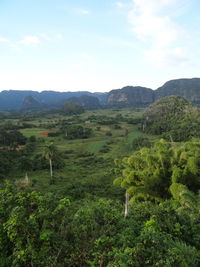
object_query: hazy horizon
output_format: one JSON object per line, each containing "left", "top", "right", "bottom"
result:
{"left": 0, "top": 76, "right": 199, "bottom": 93}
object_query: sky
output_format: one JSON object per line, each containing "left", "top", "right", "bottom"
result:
{"left": 0, "top": 0, "right": 199, "bottom": 92}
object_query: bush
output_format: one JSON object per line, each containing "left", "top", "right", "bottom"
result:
{"left": 99, "top": 146, "right": 110, "bottom": 153}
{"left": 132, "top": 136, "right": 151, "bottom": 150}
{"left": 62, "top": 102, "right": 84, "bottom": 115}
{"left": 29, "top": 135, "right": 36, "bottom": 142}
{"left": 113, "top": 124, "right": 121, "bottom": 129}
{"left": 105, "top": 131, "right": 112, "bottom": 136}
{"left": 65, "top": 125, "right": 92, "bottom": 139}
{"left": 47, "top": 132, "right": 60, "bottom": 137}
{"left": 127, "top": 118, "right": 141, "bottom": 124}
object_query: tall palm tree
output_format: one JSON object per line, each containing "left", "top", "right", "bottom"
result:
{"left": 43, "top": 143, "right": 58, "bottom": 182}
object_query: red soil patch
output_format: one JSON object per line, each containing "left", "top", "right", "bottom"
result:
{"left": 41, "top": 131, "right": 55, "bottom": 136}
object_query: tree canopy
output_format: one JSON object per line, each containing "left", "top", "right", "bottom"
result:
{"left": 143, "top": 96, "right": 200, "bottom": 141}
{"left": 62, "top": 102, "right": 84, "bottom": 115}
{"left": 114, "top": 139, "right": 200, "bottom": 202}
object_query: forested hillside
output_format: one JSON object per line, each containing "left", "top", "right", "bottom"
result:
{"left": 143, "top": 95, "right": 200, "bottom": 141}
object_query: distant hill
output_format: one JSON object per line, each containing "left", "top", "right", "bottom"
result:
{"left": 107, "top": 78, "right": 200, "bottom": 108}
{"left": 93, "top": 92, "right": 108, "bottom": 105}
{"left": 0, "top": 90, "right": 104, "bottom": 110}
{"left": 107, "top": 86, "right": 154, "bottom": 107}
{"left": 1, "top": 78, "right": 200, "bottom": 110}
{"left": 155, "top": 78, "right": 200, "bottom": 105}
{"left": 66, "top": 95, "right": 101, "bottom": 109}
{"left": 21, "top": 96, "right": 42, "bottom": 110}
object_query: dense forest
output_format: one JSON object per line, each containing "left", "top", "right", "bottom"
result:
{"left": 0, "top": 96, "right": 200, "bottom": 266}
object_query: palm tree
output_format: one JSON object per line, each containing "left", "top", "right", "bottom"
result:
{"left": 178, "top": 190, "right": 200, "bottom": 220}
{"left": 43, "top": 143, "right": 58, "bottom": 182}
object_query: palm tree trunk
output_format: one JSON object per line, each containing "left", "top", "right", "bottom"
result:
{"left": 124, "top": 192, "right": 129, "bottom": 218}
{"left": 49, "top": 158, "right": 53, "bottom": 181}
{"left": 25, "top": 172, "right": 29, "bottom": 183}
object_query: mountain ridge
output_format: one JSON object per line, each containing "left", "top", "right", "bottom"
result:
{"left": 1, "top": 78, "right": 200, "bottom": 110}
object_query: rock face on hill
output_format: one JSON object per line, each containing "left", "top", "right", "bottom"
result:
{"left": 21, "top": 96, "right": 41, "bottom": 110}
{"left": 107, "top": 78, "right": 200, "bottom": 107}
{"left": 107, "top": 86, "right": 154, "bottom": 107}
{"left": 66, "top": 95, "right": 101, "bottom": 109}
{"left": 155, "top": 78, "right": 200, "bottom": 104}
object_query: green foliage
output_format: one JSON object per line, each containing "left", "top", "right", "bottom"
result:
{"left": 68, "top": 198, "right": 122, "bottom": 265}
{"left": 0, "top": 184, "right": 70, "bottom": 266}
{"left": 126, "top": 117, "right": 142, "bottom": 124}
{"left": 47, "top": 132, "right": 59, "bottom": 137}
{"left": 115, "top": 139, "right": 200, "bottom": 202}
{"left": 172, "top": 188, "right": 200, "bottom": 220}
{"left": 64, "top": 125, "right": 92, "bottom": 139}
{"left": 0, "top": 183, "right": 200, "bottom": 266}
{"left": 144, "top": 96, "right": 200, "bottom": 141}
{"left": 99, "top": 145, "right": 110, "bottom": 153}
{"left": 170, "top": 183, "right": 188, "bottom": 201}
{"left": 62, "top": 102, "right": 84, "bottom": 115}
{"left": 0, "top": 150, "right": 16, "bottom": 179}
{"left": 113, "top": 124, "right": 121, "bottom": 129}
{"left": 43, "top": 143, "right": 58, "bottom": 161}
{"left": 0, "top": 130, "right": 27, "bottom": 148}
{"left": 0, "top": 108, "right": 200, "bottom": 266}
{"left": 165, "top": 241, "right": 200, "bottom": 266}
{"left": 132, "top": 136, "right": 151, "bottom": 150}
{"left": 105, "top": 131, "right": 112, "bottom": 136}
{"left": 31, "top": 153, "right": 65, "bottom": 171}
{"left": 43, "top": 144, "right": 65, "bottom": 181}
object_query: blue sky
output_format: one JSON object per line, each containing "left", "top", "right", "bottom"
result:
{"left": 0, "top": 0, "right": 199, "bottom": 92}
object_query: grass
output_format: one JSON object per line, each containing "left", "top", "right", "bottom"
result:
{"left": 20, "top": 128, "right": 50, "bottom": 138}
{"left": 86, "top": 140, "right": 107, "bottom": 153}
{"left": 127, "top": 129, "right": 141, "bottom": 146}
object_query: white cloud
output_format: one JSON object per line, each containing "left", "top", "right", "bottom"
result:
{"left": 40, "top": 33, "right": 51, "bottom": 41}
{"left": 0, "top": 37, "right": 10, "bottom": 43}
{"left": 0, "top": 33, "right": 63, "bottom": 50}
{"left": 39, "top": 33, "right": 64, "bottom": 42}
{"left": 19, "top": 35, "right": 41, "bottom": 45}
{"left": 80, "top": 53, "right": 90, "bottom": 58}
{"left": 145, "top": 47, "right": 189, "bottom": 66}
{"left": 128, "top": 0, "right": 189, "bottom": 65}
{"left": 115, "top": 2, "right": 126, "bottom": 8}
{"left": 77, "top": 9, "right": 90, "bottom": 15}
{"left": 97, "top": 35, "right": 135, "bottom": 48}
{"left": 55, "top": 33, "right": 64, "bottom": 41}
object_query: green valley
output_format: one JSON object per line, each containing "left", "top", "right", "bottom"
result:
{"left": 0, "top": 100, "right": 200, "bottom": 266}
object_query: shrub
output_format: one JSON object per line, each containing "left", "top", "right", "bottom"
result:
{"left": 105, "top": 131, "right": 112, "bottom": 136}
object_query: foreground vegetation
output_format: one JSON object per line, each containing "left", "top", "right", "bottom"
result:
{"left": 0, "top": 102, "right": 200, "bottom": 266}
